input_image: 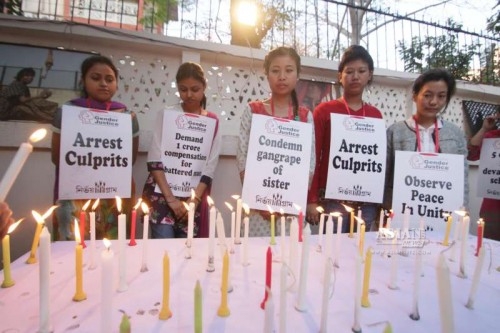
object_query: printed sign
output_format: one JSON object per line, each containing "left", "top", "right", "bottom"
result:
{"left": 477, "top": 137, "right": 500, "bottom": 199}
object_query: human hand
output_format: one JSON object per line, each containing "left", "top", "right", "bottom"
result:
{"left": 167, "top": 198, "right": 187, "bottom": 221}
{"left": 0, "top": 202, "right": 14, "bottom": 240}
{"left": 482, "top": 114, "right": 499, "bottom": 131}
{"left": 38, "top": 89, "right": 52, "bottom": 99}
{"left": 306, "top": 203, "right": 320, "bottom": 224}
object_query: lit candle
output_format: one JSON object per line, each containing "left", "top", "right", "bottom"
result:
{"left": 280, "top": 208, "right": 286, "bottom": 261}
{"left": 72, "top": 220, "right": 87, "bottom": 301}
{"left": 216, "top": 211, "right": 227, "bottom": 258}
{"left": 26, "top": 210, "right": 44, "bottom": 264}
{"left": 316, "top": 206, "right": 325, "bottom": 252}
{"left": 140, "top": 203, "right": 149, "bottom": 272}
{"left": 1, "top": 219, "right": 22, "bottom": 288}
{"left": 386, "top": 210, "right": 393, "bottom": 229}
{"left": 159, "top": 251, "right": 173, "bottom": 320}
{"left": 39, "top": 226, "right": 51, "bottom": 333}
{"left": 295, "top": 224, "right": 311, "bottom": 312}
{"left": 261, "top": 246, "right": 273, "bottom": 309}
{"left": 459, "top": 215, "right": 470, "bottom": 278}
{"left": 361, "top": 247, "right": 373, "bottom": 308}
{"left": 188, "top": 189, "right": 195, "bottom": 241}
{"left": 79, "top": 199, "right": 91, "bottom": 249}
{"left": 378, "top": 208, "right": 384, "bottom": 230}
{"left": 116, "top": 196, "right": 128, "bottom": 292}
{"left": 242, "top": 204, "right": 250, "bottom": 266}
{"left": 388, "top": 229, "right": 399, "bottom": 290}
{"left": 0, "top": 128, "right": 46, "bottom": 201}
{"left": 289, "top": 217, "right": 299, "bottom": 291}
{"left": 442, "top": 213, "right": 452, "bottom": 246}
{"left": 194, "top": 280, "right": 202, "bottom": 333}
{"left": 232, "top": 194, "right": 242, "bottom": 244}
{"left": 436, "top": 252, "right": 454, "bottom": 333}
{"left": 410, "top": 218, "right": 425, "bottom": 320}
{"left": 358, "top": 219, "right": 365, "bottom": 258}
{"left": 475, "top": 219, "right": 484, "bottom": 257}
{"left": 100, "top": 239, "right": 113, "bottom": 333}
{"left": 217, "top": 250, "right": 230, "bottom": 317}
{"left": 225, "top": 201, "right": 236, "bottom": 253}
{"left": 465, "top": 247, "right": 486, "bottom": 309}
{"left": 129, "top": 198, "right": 142, "bottom": 246}
{"left": 263, "top": 289, "right": 275, "bottom": 333}
{"left": 352, "top": 253, "right": 362, "bottom": 333}
{"left": 356, "top": 208, "right": 362, "bottom": 241}
{"left": 267, "top": 205, "right": 276, "bottom": 245}
{"left": 88, "top": 199, "right": 99, "bottom": 270}
{"left": 320, "top": 257, "right": 333, "bottom": 333}
{"left": 342, "top": 204, "right": 355, "bottom": 238}
{"left": 279, "top": 262, "right": 287, "bottom": 333}
{"left": 450, "top": 210, "right": 465, "bottom": 262}
{"left": 323, "top": 214, "right": 334, "bottom": 260}
{"left": 207, "top": 196, "right": 216, "bottom": 272}
{"left": 334, "top": 213, "right": 343, "bottom": 268}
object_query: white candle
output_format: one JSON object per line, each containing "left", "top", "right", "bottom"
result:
{"left": 295, "top": 224, "right": 311, "bottom": 311}
{"left": 100, "top": 239, "right": 114, "bottom": 333}
{"left": 436, "top": 253, "right": 454, "bottom": 333}
{"left": 449, "top": 213, "right": 461, "bottom": 262}
{"left": 263, "top": 290, "right": 275, "bottom": 333}
{"left": 188, "top": 201, "right": 195, "bottom": 241}
{"left": 280, "top": 211, "right": 286, "bottom": 261}
{"left": 118, "top": 211, "right": 128, "bottom": 292}
{"left": 356, "top": 209, "right": 362, "bottom": 241}
{"left": 225, "top": 202, "right": 235, "bottom": 253}
{"left": 242, "top": 215, "right": 249, "bottom": 266}
{"left": 320, "top": 257, "right": 333, "bottom": 333}
{"left": 316, "top": 206, "right": 325, "bottom": 252}
{"left": 465, "top": 247, "right": 486, "bottom": 309}
{"left": 279, "top": 262, "right": 287, "bottom": 333}
{"left": 141, "top": 203, "right": 149, "bottom": 272}
{"left": 386, "top": 216, "right": 392, "bottom": 229}
{"left": 207, "top": 202, "right": 216, "bottom": 272}
{"left": 233, "top": 195, "right": 242, "bottom": 244}
{"left": 323, "top": 215, "right": 334, "bottom": 260}
{"left": 403, "top": 205, "right": 410, "bottom": 232}
{"left": 459, "top": 215, "right": 470, "bottom": 278}
{"left": 216, "top": 212, "right": 227, "bottom": 258}
{"left": 289, "top": 217, "right": 299, "bottom": 291}
{"left": 334, "top": 215, "right": 343, "bottom": 267}
{"left": 0, "top": 129, "right": 46, "bottom": 201}
{"left": 388, "top": 230, "right": 399, "bottom": 290}
{"left": 352, "top": 253, "right": 362, "bottom": 333}
{"left": 38, "top": 226, "right": 51, "bottom": 333}
{"left": 378, "top": 208, "right": 384, "bottom": 229}
{"left": 410, "top": 218, "right": 425, "bottom": 320}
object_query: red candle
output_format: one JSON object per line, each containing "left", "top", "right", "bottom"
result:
{"left": 475, "top": 219, "right": 484, "bottom": 257}
{"left": 298, "top": 209, "right": 304, "bottom": 242}
{"left": 129, "top": 209, "right": 137, "bottom": 246}
{"left": 260, "top": 246, "right": 273, "bottom": 309}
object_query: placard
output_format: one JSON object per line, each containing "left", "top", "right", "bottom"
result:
{"left": 477, "top": 137, "right": 500, "bottom": 199}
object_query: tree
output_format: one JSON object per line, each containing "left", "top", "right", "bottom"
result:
{"left": 476, "top": 43, "right": 500, "bottom": 86}
{"left": 141, "top": 0, "right": 181, "bottom": 32}
{"left": 487, "top": 0, "right": 500, "bottom": 36}
{"left": 398, "top": 19, "right": 480, "bottom": 80}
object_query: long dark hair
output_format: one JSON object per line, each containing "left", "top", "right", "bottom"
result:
{"left": 264, "top": 46, "right": 301, "bottom": 119}
{"left": 176, "top": 62, "right": 208, "bottom": 109}
{"left": 412, "top": 68, "right": 456, "bottom": 112}
{"left": 80, "top": 55, "right": 119, "bottom": 98}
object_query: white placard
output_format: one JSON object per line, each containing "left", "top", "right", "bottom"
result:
{"left": 477, "top": 137, "right": 500, "bottom": 199}
{"left": 59, "top": 105, "right": 133, "bottom": 199}
{"left": 157, "top": 111, "right": 216, "bottom": 197}
{"left": 392, "top": 151, "right": 464, "bottom": 232}
{"left": 325, "top": 114, "right": 386, "bottom": 203}
{"left": 241, "top": 114, "right": 312, "bottom": 215}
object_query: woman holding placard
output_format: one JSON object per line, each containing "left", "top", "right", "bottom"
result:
{"left": 384, "top": 69, "right": 468, "bottom": 213}
{"left": 237, "top": 46, "right": 315, "bottom": 236}
{"left": 467, "top": 106, "right": 499, "bottom": 240}
{"left": 51, "top": 55, "right": 140, "bottom": 240}
{"left": 306, "top": 45, "right": 383, "bottom": 232}
{"left": 142, "top": 62, "right": 221, "bottom": 239}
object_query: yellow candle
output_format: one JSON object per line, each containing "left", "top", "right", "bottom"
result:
{"left": 442, "top": 214, "right": 452, "bottom": 246}
{"left": 359, "top": 222, "right": 365, "bottom": 257}
{"left": 349, "top": 210, "right": 354, "bottom": 238}
{"left": 270, "top": 212, "right": 276, "bottom": 245}
{"left": 1, "top": 219, "right": 21, "bottom": 288}
{"left": 217, "top": 250, "right": 230, "bottom": 317}
{"left": 194, "top": 280, "right": 202, "bottom": 333}
{"left": 159, "top": 251, "right": 172, "bottom": 320}
{"left": 361, "top": 247, "right": 373, "bottom": 307}
{"left": 119, "top": 312, "right": 131, "bottom": 333}
{"left": 73, "top": 220, "right": 86, "bottom": 301}
{"left": 26, "top": 211, "right": 44, "bottom": 264}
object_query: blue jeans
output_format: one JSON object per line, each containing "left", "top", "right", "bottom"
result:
{"left": 320, "top": 200, "right": 379, "bottom": 233}
{"left": 150, "top": 223, "right": 187, "bottom": 239}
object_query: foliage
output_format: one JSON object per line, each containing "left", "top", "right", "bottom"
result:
{"left": 474, "top": 43, "right": 500, "bottom": 86}
{"left": 486, "top": 0, "right": 500, "bottom": 36}
{"left": 3, "top": 0, "right": 24, "bottom": 16}
{"left": 398, "top": 19, "right": 480, "bottom": 80}
{"left": 141, "top": 0, "right": 181, "bottom": 30}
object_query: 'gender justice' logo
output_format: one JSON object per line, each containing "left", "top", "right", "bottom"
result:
{"left": 79, "top": 110, "right": 97, "bottom": 125}
{"left": 409, "top": 153, "right": 450, "bottom": 171}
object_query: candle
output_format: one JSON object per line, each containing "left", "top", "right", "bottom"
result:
{"left": 358, "top": 220, "right": 365, "bottom": 258}
{"left": 450, "top": 211, "right": 463, "bottom": 262}
{"left": 465, "top": 247, "right": 486, "bottom": 309}
{"left": 280, "top": 209, "right": 286, "bottom": 261}
{"left": 268, "top": 205, "right": 276, "bottom": 246}
{"left": 436, "top": 252, "right": 455, "bottom": 333}
{"left": 140, "top": 203, "right": 149, "bottom": 272}
{"left": 207, "top": 196, "right": 216, "bottom": 272}
{"left": 116, "top": 196, "right": 128, "bottom": 292}
{"left": 361, "top": 247, "right": 373, "bottom": 308}
{"left": 194, "top": 280, "right": 202, "bottom": 333}
{"left": 26, "top": 210, "right": 44, "bottom": 264}
{"left": 289, "top": 217, "right": 299, "bottom": 291}
{"left": 403, "top": 204, "right": 410, "bottom": 232}
{"left": 232, "top": 194, "right": 242, "bottom": 244}
{"left": 216, "top": 211, "right": 227, "bottom": 257}
{"left": 352, "top": 253, "right": 362, "bottom": 333}
{"left": 79, "top": 199, "right": 91, "bottom": 249}
{"left": 225, "top": 201, "right": 236, "bottom": 253}
{"left": 263, "top": 290, "right": 275, "bottom": 333}
{"left": 410, "top": 218, "right": 425, "bottom": 320}
{"left": 320, "top": 257, "right": 333, "bottom": 333}
{"left": 261, "top": 246, "right": 273, "bottom": 309}
{"left": 297, "top": 205, "right": 304, "bottom": 242}
{"left": 217, "top": 250, "right": 230, "bottom": 317}
{"left": 100, "top": 239, "right": 113, "bottom": 333}
{"left": 386, "top": 212, "right": 392, "bottom": 229}
{"left": 323, "top": 214, "right": 334, "bottom": 260}
{"left": 279, "top": 262, "right": 287, "bottom": 333}
{"left": 442, "top": 213, "right": 452, "bottom": 246}
{"left": 39, "top": 226, "right": 51, "bottom": 333}
{"left": 295, "top": 224, "right": 311, "bottom": 312}
{"left": 388, "top": 229, "right": 399, "bottom": 290}
{"left": 475, "top": 219, "right": 484, "bottom": 256}
{"left": 0, "top": 128, "right": 46, "bottom": 201}
{"left": 317, "top": 206, "right": 325, "bottom": 252}
{"left": 129, "top": 199, "right": 142, "bottom": 246}
{"left": 89, "top": 199, "right": 100, "bottom": 270}
{"left": 342, "top": 204, "right": 355, "bottom": 238}
{"left": 459, "top": 215, "right": 470, "bottom": 278}
{"left": 159, "top": 251, "right": 173, "bottom": 320}
{"left": 1, "top": 219, "right": 22, "bottom": 288}
{"left": 119, "top": 313, "right": 131, "bottom": 333}
{"left": 188, "top": 189, "right": 195, "bottom": 241}
{"left": 356, "top": 208, "right": 362, "bottom": 241}
{"left": 334, "top": 213, "right": 343, "bottom": 267}
{"left": 242, "top": 204, "right": 250, "bottom": 266}
{"left": 72, "top": 220, "right": 87, "bottom": 301}
{"left": 378, "top": 208, "right": 384, "bottom": 230}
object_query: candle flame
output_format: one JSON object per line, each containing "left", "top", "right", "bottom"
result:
{"left": 115, "top": 196, "right": 122, "bottom": 213}
{"left": 182, "top": 201, "right": 190, "bottom": 210}
{"left": 207, "top": 195, "right": 214, "bottom": 206}
{"left": 31, "top": 210, "right": 45, "bottom": 224}
{"left": 74, "top": 219, "right": 81, "bottom": 243}
{"left": 7, "top": 218, "right": 23, "bottom": 234}
{"left": 266, "top": 204, "right": 274, "bottom": 215}
{"left": 225, "top": 202, "right": 233, "bottom": 211}
{"left": 231, "top": 194, "right": 240, "bottom": 200}
{"left": 41, "top": 205, "right": 58, "bottom": 220}
{"left": 293, "top": 203, "right": 301, "bottom": 211}
{"left": 354, "top": 216, "right": 365, "bottom": 224}
{"left": 82, "top": 199, "right": 92, "bottom": 212}
{"left": 316, "top": 206, "right": 324, "bottom": 214}
{"left": 103, "top": 238, "right": 111, "bottom": 249}
{"left": 133, "top": 198, "right": 142, "bottom": 210}
{"left": 279, "top": 208, "right": 284, "bottom": 215}
{"left": 242, "top": 203, "right": 250, "bottom": 215}
{"left": 92, "top": 198, "right": 100, "bottom": 211}
{"left": 191, "top": 189, "right": 196, "bottom": 200}
{"left": 478, "top": 218, "right": 485, "bottom": 225}
{"left": 341, "top": 203, "right": 353, "bottom": 212}
{"left": 331, "top": 212, "right": 341, "bottom": 217}
{"left": 29, "top": 128, "right": 47, "bottom": 143}
{"left": 454, "top": 210, "right": 467, "bottom": 217}
{"left": 141, "top": 202, "right": 149, "bottom": 214}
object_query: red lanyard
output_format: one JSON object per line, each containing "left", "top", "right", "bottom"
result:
{"left": 413, "top": 116, "right": 440, "bottom": 153}
{"left": 270, "top": 99, "right": 293, "bottom": 119}
{"left": 87, "top": 98, "right": 112, "bottom": 111}
{"left": 342, "top": 97, "right": 365, "bottom": 117}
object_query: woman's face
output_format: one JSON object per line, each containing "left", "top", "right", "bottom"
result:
{"left": 177, "top": 77, "right": 206, "bottom": 110}
{"left": 413, "top": 80, "right": 448, "bottom": 121}
{"left": 83, "top": 63, "right": 117, "bottom": 103}
{"left": 266, "top": 55, "right": 298, "bottom": 97}
{"left": 338, "top": 59, "right": 372, "bottom": 95}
